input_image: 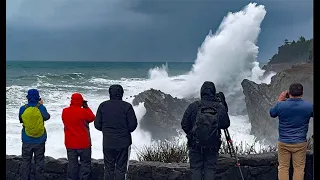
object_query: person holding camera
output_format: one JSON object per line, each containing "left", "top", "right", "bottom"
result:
{"left": 62, "top": 93, "right": 96, "bottom": 180}
{"left": 181, "top": 81, "right": 230, "bottom": 180}
{"left": 270, "top": 83, "right": 313, "bottom": 180}
{"left": 19, "top": 89, "right": 51, "bottom": 180}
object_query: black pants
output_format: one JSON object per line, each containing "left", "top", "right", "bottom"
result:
{"left": 21, "top": 143, "right": 45, "bottom": 180}
{"left": 103, "top": 146, "right": 131, "bottom": 180}
{"left": 189, "top": 148, "right": 219, "bottom": 180}
{"left": 66, "top": 148, "right": 92, "bottom": 180}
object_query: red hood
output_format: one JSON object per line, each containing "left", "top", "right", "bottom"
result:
{"left": 70, "top": 93, "right": 84, "bottom": 107}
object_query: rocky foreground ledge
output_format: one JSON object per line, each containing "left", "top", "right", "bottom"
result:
{"left": 6, "top": 151, "right": 313, "bottom": 180}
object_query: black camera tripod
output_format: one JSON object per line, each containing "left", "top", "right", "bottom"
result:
{"left": 223, "top": 128, "right": 245, "bottom": 180}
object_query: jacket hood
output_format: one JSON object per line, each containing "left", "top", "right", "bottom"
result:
{"left": 26, "top": 89, "right": 40, "bottom": 103}
{"left": 70, "top": 93, "right": 84, "bottom": 106}
{"left": 109, "top": 85, "right": 124, "bottom": 100}
{"left": 200, "top": 81, "right": 216, "bottom": 101}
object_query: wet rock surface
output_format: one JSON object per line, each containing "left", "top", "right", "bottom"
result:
{"left": 132, "top": 89, "right": 194, "bottom": 140}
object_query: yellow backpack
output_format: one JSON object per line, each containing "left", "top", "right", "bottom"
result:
{"left": 21, "top": 103, "right": 45, "bottom": 138}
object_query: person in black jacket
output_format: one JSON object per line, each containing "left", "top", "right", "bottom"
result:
{"left": 94, "top": 84, "right": 138, "bottom": 180}
{"left": 181, "top": 81, "right": 230, "bottom": 180}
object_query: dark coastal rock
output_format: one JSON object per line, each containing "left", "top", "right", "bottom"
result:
{"left": 132, "top": 89, "right": 194, "bottom": 140}
{"left": 241, "top": 63, "right": 313, "bottom": 144}
{"left": 6, "top": 151, "right": 313, "bottom": 180}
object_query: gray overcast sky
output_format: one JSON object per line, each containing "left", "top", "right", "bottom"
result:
{"left": 6, "top": 0, "right": 313, "bottom": 62}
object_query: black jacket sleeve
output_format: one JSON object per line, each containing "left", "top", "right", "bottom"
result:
{"left": 181, "top": 104, "right": 193, "bottom": 135}
{"left": 94, "top": 104, "right": 103, "bottom": 131}
{"left": 127, "top": 105, "right": 138, "bottom": 133}
{"left": 217, "top": 92, "right": 228, "bottom": 112}
{"left": 219, "top": 105, "right": 230, "bottom": 129}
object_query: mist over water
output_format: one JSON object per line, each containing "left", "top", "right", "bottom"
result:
{"left": 6, "top": 3, "right": 276, "bottom": 159}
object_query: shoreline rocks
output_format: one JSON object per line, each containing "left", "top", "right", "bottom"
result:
{"left": 132, "top": 89, "right": 193, "bottom": 140}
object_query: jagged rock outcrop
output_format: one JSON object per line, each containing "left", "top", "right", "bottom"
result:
{"left": 241, "top": 63, "right": 313, "bottom": 144}
{"left": 132, "top": 89, "right": 194, "bottom": 140}
{"left": 6, "top": 152, "right": 313, "bottom": 180}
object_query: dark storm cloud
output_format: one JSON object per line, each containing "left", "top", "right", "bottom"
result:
{"left": 6, "top": 0, "right": 151, "bottom": 30}
{"left": 6, "top": 0, "right": 313, "bottom": 62}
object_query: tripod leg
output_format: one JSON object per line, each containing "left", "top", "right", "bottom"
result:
{"left": 223, "top": 129, "right": 233, "bottom": 157}
{"left": 225, "top": 129, "right": 236, "bottom": 155}
{"left": 224, "top": 129, "right": 245, "bottom": 180}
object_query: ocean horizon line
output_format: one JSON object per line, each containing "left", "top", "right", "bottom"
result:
{"left": 6, "top": 60, "right": 270, "bottom": 64}
{"left": 6, "top": 60, "right": 193, "bottom": 63}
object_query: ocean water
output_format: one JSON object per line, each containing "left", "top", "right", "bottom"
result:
{"left": 6, "top": 3, "right": 274, "bottom": 160}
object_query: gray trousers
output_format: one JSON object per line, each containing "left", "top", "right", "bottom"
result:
{"left": 103, "top": 146, "right": 131, "bottom": 180}
{"left": 189, "top": 148, "right": 219, "bottom": 180}
{"left": 21, "top": 143, "right": 45, "bottom": 180}
{"left": 66, "top": 148, "right": 92, "bottom": 180}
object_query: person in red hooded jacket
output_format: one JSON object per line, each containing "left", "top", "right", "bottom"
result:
{"left": 62, "top": 93, "right": 96, "bottom": 180}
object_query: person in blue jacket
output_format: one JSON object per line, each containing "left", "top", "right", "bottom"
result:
{"left": 19, "top": 89, "right": 50, "bottom": 180}
{"left": 270, "top": 83, "right": 313, "bottom": 180}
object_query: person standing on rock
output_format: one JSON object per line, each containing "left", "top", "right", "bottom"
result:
{"left": 19, "top": 89, "right": 51, "bottom": 180}
{"left": 94, "top": 84, "right": 138, "bottom": 180}
{"left": 181, "top": 81, "right": 230, "bottom": 180}
{"left": 62, "top": 93, "right": 96, "bottom": 180}
{"left": 270, "top": 83, "right": 313, "bottom": 180}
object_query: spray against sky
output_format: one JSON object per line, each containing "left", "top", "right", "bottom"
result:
{"left": 148, "top": 3, "right": 272, "bottom": 115}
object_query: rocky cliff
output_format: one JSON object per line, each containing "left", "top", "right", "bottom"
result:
{"left": 6, "top": 151, "right": 314, "bottom": 180}
{"left": 132, "top": 89, "right": 194, "bottom": 140}
{"left": 262, "top": 62, "right": 300, "bottom": 73}
{"left": 241, "top": 63, "right": 313, "bottom": 144}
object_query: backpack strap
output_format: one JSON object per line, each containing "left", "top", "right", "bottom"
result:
{"left": 36, "top": 103, "right": 41, "bottom": 108}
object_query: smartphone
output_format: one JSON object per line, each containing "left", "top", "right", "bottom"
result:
{"left": 285, "top": 92, "right": 289, "bottom": 99}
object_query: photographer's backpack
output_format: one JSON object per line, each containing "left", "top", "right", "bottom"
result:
{"left": 21, "top": 103, "right": 45, "bottom": 138}
{"left": 191, "top": 101, "right": 220, "bottom": 147}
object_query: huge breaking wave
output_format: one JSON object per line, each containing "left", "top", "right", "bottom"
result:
{"left": 6, "top": 3, "right": 276, "bottom": 160}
